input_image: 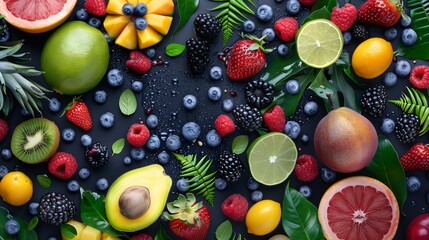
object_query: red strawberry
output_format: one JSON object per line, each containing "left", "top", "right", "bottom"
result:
{"left": 130, "top": 233, "right": 153, "bottom": 240}
{"left": 214, "top": 115, "right": 236, "bottom": 137}
{"left": 357, "top": 0, "right": 403, "bottom": 27}
{"left": 165, "top": 193, "right": 210, "bottom": 240}
{"left": 400, "top": 143, "right": 429, "bottom": 171}
{"left": 84, "top": 0, "right": 107, "bottom": 16}
{"left": 226, "top": 35, "right": 270, "bottom": 81}
{"left": 263, "top": 105, "right": 286, "bottom": 133}
{"left": 64, "top": 100, "right": 92, "bottom": 131}
{"left": 274, "top": 17, "right": 299, "bottom": 42}
{"left": 221, "top": 194, "right": 248, "bottom": 221}
{"left": 294, "top": 154, "right": 319, "bottom": 182}
{"left": 48, "top": 152, "right": 78, "bottom": 180}
{"left": 299, "top": 0, "right": 316, "bottom": 5}
{"left": 410, "top": 65, "right": 429, "bottom": 89}
{"left": 330, "top": 3, "right": 358, "bottom": 32}
{"left": 126, "top": 51, "right": 152, "bottom": 74}
{"left": 127, "top": 123, "right": 150, "bottom": 147}
{"left": 0, "top": 118, "right": 9, "bottom": 142}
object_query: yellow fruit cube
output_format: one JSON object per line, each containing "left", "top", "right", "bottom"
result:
{"left": 81, "top": 225, "right": 102, "bottom": 240}
{"left": 62, "top": 220, "right": 86, "bottom": 240}
{"left": 104, "top": 15, "right": 130, "bottom": 38}
{"left": 116, "top": 22, "right": 138, "bottom": 50}
{"left": 137, "top": 26, "right": 163, "bottom": 49}
{"left": 106, "top": 0, "right": 128, "bottom": 15}
{"left": 147, "top": 0, "right": 174, "bottom": 15}
{"left": 101, "top": 232, "right": 121, "bottom": 240}
{"left": 146, "top": 14, "right": 173, "bottom": 35}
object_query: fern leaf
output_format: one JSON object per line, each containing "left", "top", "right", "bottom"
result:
{"left": 389, "top": 86, "right": 429, "bottom": 135}
{"left": 173, "top": 154, "right": 216, "bottom": 206}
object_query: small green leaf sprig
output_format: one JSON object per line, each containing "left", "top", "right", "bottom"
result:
{"left": 119, "top": 88, "right": 137, "bottom": 116}
{"left": 215, "top": 220, "right": 244, "bottom": 240}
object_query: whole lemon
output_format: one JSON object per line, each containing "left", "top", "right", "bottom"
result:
{"left": 41, "top": 21, "right": 109, "bottom": 95}
{"left": 0, "top": 171, "right": 33, "bottom": 206}
{"left": 351, "top": 37, "right": 393, "bottom": 79}
{"left": 246, "top": 199, "right": 282, "bottom": 236}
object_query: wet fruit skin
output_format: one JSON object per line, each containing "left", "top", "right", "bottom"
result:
{"left": 0, "top": 171, "right": 33, "bottom": 206}
{"left": 407, "top": 213, "right": 429, "bottom": 240}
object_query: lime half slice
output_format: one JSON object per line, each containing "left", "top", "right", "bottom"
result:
{"left": 247, "top": 132, "right": 298, "bottom": 186}
{"left": 296, "top": 19, "right": 344, "bottom": 68}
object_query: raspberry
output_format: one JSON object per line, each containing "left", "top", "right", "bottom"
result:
{"left": 214, "top": 115, "right": 236, "bottom": 137}
{"left": 274, "top": 17, "right": 299, "bottom": 42}
{"left": 48, "top": 152, "right": 78, "bottom": 180}
{"left": 0, "top": 118, "right": 9, "bottom": 142}
{"left": 330, "top": 3, "right": 358, "bottom": 32}
{"left": 126, "top": 51, "right": 152, "bottom": 74}
{"left": 293, "top": 154, "right": 319, "bottom": 182}
{"left": 130, "top": 233, "right": 153, "bottom": 240}
{"left": 262, "top": 105, "right": 286, "bottom": 132}
{"left": 221, "top": 194, "right": 249, "bottom": 221}
{"left": 410, "top": 65, "right": 429, "bottom": 89}
{"left": 127, "top": 123, "right": 150, "bottom": 147}
{"left": 84, "top": 0, "right": 107, "bottom": 16}
{"left": 299, "top": 0, "right": 316, "bottom": 6}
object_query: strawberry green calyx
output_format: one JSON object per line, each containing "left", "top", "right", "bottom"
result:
{"left": 240, "top": 33, "right": 273, "bottom": 53}
{"left": 391, "top": 0, "right": 409, "bottom": 22}
{"left": 61, "top": 96, "right": 82, "bottom": 116}
{"left": 165, "top": 193, "right": 204, "bottom": 227}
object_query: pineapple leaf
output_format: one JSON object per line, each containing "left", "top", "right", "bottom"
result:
{"left": 173, "top": 154, "right": 216, "bottom": 206}
{"left": 389, "top": 86, "right": 429, "bottom": 135}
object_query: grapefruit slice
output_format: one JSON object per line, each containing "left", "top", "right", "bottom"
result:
{"left": 0, "top": 0, "right": 77, "bottom": 33}
{"left": 318, "top": 176, "right": 399, "bottom": 240}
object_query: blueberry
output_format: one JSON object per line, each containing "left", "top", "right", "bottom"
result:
{"left": 277, "top": 44, "right": 289, "bottom": 57}
{"left": 206, "top": 130, "right": 221, "bottom": 147}
{"left": 146, "top": 115, "right": 159, "bottom": 128}
{"left": 67, "top": 180, "right": 80, "bottom": 193}
{"left": 157, "top": 151, "right": 170, "bottom": 164}
{"left": 182, "top": 122, "right": 201, "bottom": 141}
{"left": 384, "top": 28, "right": 398, "bottom": 41}
{"left": 383, "top": 72, "right": 398, "bottom": 87}
{"left": 80, "top": 134, "right": 93, "bottom": 147}
{"left": 262, "top": 28, "right": 275, "bottom": 42}
{"left": 343, "top": 31, "right": 352, "bottom": 45}
{"left": 286, "top": 0, "right": 301, "bottom": 15}
{"left": 62, "top": 128, "right": 76, "bottom": 142}
{"left": 208, "top": 86, "right": 222, "bottom": 101}
{"left": 395, "top": 60, "right": 411, "bottom": 77}
{"left": 5, "top": 219, "right": 19, "bottom": 235}
{"left": 104, "top": 32, "right": 114, "bottom": 44}
{"left": 299, "top": 185, "right": 312, "bottom": 198}
{"left": 400, "top": 16, "right": 412, "bottom": 27}
{"left": 100, "top": 112, "right": 115, "bottom": 128}
{"left": 94, "top": 90, "right": 107, "bottom": 104}
{"left": 131, "top": 81, "right": 143, "bottom": 93}
{"left": 210, "top": 66, "right": 223, "bottom": 80}
{"left": 242, "top": 20, "right": 256, "bottom": 33}
{"left": 134, "top": 17, "right": 148, "bottom": 31}
{"left": 96, "top": 178, "right": 109, "bottom": 191}
{"left": 256, "top": 4, "right": 273, "bottom": 22}
{"left": 122, "top": 3, "right": 134, "bottom": 15}
{"left": 380, "top": 118, "right": 395, "bottom": 134}
{"left": 183, "top": 94, "right": 197, "bottom": 110}
{"left": 107, "top": 69, "right": 124, "bottom": 87}
{"left": 406, "top": 176, "right": 421, "bottom": 192}
{"left": 0, "top": 165, "right": 9, "bottom": 178}
{"left": 1, "top": 149, "right": 12, "bottom": 160}
{"left": 284, "top": 121, "right": 301, "bottom": 139}
{"left": 176, "top": 178, "right": 189, "bottom": 193}
{"left": 88, "top": 17, "right": 101, "bottom": 28}
{"left": 130, "top": 147, "right": 145, "bottom": 161}
{"left": 251, "top": 190, "right": 263, "bottom": 202}
{"left": 222, "top": 99, "right": 234, "bottom": 112}
{"left": 402, "top": 28, "right": 418, "bottom": 46}
{"left": 28, "top": 202, "right": 39, "bottom": 215}
{"left": 247, "top": 177, "right": 259, "bottom": 191}
{"left": 78, "top": 168, "right": 90, "bottom": 180}
{"left": 75, "top": 8, "right": 88, "bottom": 21}
{"left": 134, "top": 3, "right": 147, "bottom": 16}
{"left": 48, "top": 238, "right": 58, "bottom": 240}
{"left": 285, "top": 79, "right": 300, "bottom": 95}
{"left": 301, "top": 134, "right": 309, "bottom": 143}
{"left": 320, "top": 167, "right": 336, "bottom": 183}
{"left": 48, "top": 97, "right": 61, "bottom": 112}
{"left": 166, "top": 134, "right": 182, "bottom": 151}
{"left": 304, "top": 101, "right": 318, "bottom": 116}
{"left": 123, "top": 156, "right": 132, "bottom": 165}
{"left": 146, "top": 135, "right": 161, "bottom": 151}
{"left": 145, "top": 48, "right": 156, "bottom": 59}
{"left": 215, "top": 178, "right": 227, "bottom": 190}
{"left": 0, "top": 28, "right": 10, "bottom": 42}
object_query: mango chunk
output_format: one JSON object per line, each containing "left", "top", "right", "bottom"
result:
{"left": 104, "top": 15, "right": 130, "bottom": 38}
{"left": 81, "top": 225, "right": 102, "bottom": 240}
{"left": 147, "top": 0, "right": 174, "bottom": 15}
{"left": 115, "top": 22, "right": 138, "bottom": 50}
{"left": 137, "top": 26, "right": 163, "bottom": 49}
{"left": 146, "top": 14, "right": 173, "bottom": 35}
{"left": 62, "top": 220, "right": 86, "bottom": 240}
{"left": 106, "top": 0, "right": 128, "bottom": 15}
{"left": 101, "top": 232, "right": 121, "bottom": 240}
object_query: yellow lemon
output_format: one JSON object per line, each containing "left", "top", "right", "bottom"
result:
{"left": 0, "top": 171, "right": 33, "bottom": 206}
{"left": 351, "top": 37, "right": 393, "bottom": 79}
{"left": 246, "top": 199, "right": 282, "bottom": 236}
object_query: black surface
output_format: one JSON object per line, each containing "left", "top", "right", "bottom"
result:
{"left": 1, "top": 0, "right": 428, "bottom": 239}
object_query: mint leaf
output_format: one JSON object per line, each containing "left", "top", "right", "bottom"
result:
{"left": 36, "top": 174, "right": 51, "bottom": 188}
{"left": 232, "top": 135, "right": 249, "bottom": 155}
{"left": 119, "top": 88, "right": 137, "bottom": 116}
{"left": 27, "top": 216, "right": 38, "bottom": 231}
{"left": 215, "top": 220, "right": 233, "bottom": 240}
{"left": 112, "top": 138, "right": 125, "bottom": 156}
{"left": 166, "top": 43, "right": 186, "bottom": 57}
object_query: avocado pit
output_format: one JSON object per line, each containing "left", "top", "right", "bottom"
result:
{"left": 119, "top": 186, "right": 151, "bottom": 219}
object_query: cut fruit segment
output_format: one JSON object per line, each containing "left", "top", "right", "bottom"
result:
{"left": 146, "top": 14, "right": 173, "bottom": 35}
{"left": 115, "top": 22, "right": 138, "bottom": 50}
{"left": 104, "top": 15, "right": 130, "bottom": 38}
{"left": 137, "top": 26, "right": 163, "bottom": 49}
{"left": 318, "top": 176, "right": 400, "bottom": 240}
{"left": 147, "top": 0, "right": 174, "bottom": 15}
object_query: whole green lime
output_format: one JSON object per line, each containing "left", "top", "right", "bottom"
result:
{"left": 41, "top": 21, "right": 109, "bottom": 95}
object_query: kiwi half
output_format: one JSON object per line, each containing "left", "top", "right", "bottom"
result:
{"left": 11, "top": 118, "right": 60, "bottom": 164}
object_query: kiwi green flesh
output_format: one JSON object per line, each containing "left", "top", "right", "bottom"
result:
{"left": 11, "top": 118, "right": 60, "bottom": 164}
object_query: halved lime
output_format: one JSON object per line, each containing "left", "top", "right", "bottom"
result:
{"left": 247, "top": 132, "right": 297, "bottom": 186}
{"left": 296, "top": 19, "right": 344, "bottom": 68}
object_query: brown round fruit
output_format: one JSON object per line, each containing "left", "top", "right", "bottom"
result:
{"left": 119, "top": 186, "right": 151, "bottom": 219}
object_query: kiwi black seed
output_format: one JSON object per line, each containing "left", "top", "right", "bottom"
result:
{"left": 11, "top": 118, "right": 60, "bottom": 164}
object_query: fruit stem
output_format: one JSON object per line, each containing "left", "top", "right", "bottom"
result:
{"left": 327, "top": 94, "right": 336, "bottom": 110}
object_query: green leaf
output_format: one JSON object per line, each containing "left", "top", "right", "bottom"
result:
{"left": 119, "top": 88, "right": 137, "bottom": 116}
{"left": 311, "top": 0, "right": 336, "bottom": 12}
{"left": 232, "top": 135, "right": 249, "bottom": 154}
{"left": 366, "top": 135, "right": 408, "bottom": 212}
{"left": 155, "top": 224, "right": 172, "bottom": 240}
{"left": 282, "top": 183, "right": 324, "bottom": 240}
{"left": 36, "top": 174, "right": 51, "bottom": 188}
{"left": 331, "top": 64, "right": 360, "bottom": 112}
{"left": 0, "top": 208, "right": 38, "bottom": 240}
{"left": 112, "top": 138, "right": 125, "bottom": 156}
{"left": 0, "top": 208, "right": 15, "bottom": 240}
{"left": 61, "top": 223, "right": 77, "bottom": 239}
{"left": 165, "top": 43, "right": 186, "bottom": 57}
{"left": 303, "top": 6, "right": 331, "bottom": 24}
{"left": 215, "top": 220, "right": 233, "bottom": 240}
{"left": 174, "top": 0, "right": 199, "bottom": 35}
{"left": 27, "top": 216, "right": 38, "bottom": 231}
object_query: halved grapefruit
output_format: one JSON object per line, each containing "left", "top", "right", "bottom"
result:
{"left": 318, "top": 176, "right": 399, "bottom": 240}
{"left": 0, "top": 0, "right": 77, "bottom": 33}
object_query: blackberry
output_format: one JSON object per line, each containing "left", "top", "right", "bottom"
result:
{"left": 194, "top": 13, "right": 221, "bottom": 42}
{"left": 218, "top": 152, "right": 244, "bottom": 182}
{"left": 232, "top": 104, "right": 262, "bottom": 132}
{"left": 395, "top": 113, "right": 420, "bottom": 143}
{"left": 245, "top": 79, "right": 275, "bottom": 109}
{"left": 360, "top": 85, "right": 387, "bottom": 117}
{"left": 38, "top": 192, "right": 76, "bottom": 225}
{"left": 351, "top": 24, "right": 369, "bottom": 42}
{"left": 85, "top": 142, "right": 109, "bottom": 167}
{"left": 186, "top": 37, "right": 210, "bottom": 75}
